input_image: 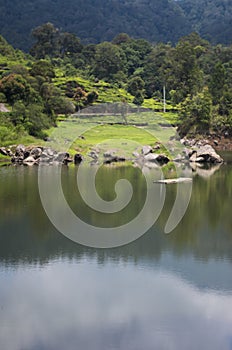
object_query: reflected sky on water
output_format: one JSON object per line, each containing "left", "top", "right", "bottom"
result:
{"left": 0, "top": 164, "right": 232, "bottom": 350}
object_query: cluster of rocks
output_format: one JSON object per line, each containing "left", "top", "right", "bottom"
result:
{"left": 0, "top": 138, "right": 223, "bottom": 167}
{"left": 0, "top": 145, "right": 83, "bottom": 165}
{"left": 180, "top": 138, "right": 223, "bottom": 163}
{"left": 86, "top": 145, "right": 170, "bottom": 166}
{"left": 133, "top": 145, "right": 170, "bottom": 167}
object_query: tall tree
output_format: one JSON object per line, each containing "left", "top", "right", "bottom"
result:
{"left": 30, "top": 23, "right": 60, "bottom": 58}
{"left": 92, "top": 42, "right": 126, "bottom": 81}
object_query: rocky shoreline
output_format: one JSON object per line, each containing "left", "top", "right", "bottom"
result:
{"left": 0, "top": 138, "right": 224, "bottom": 167}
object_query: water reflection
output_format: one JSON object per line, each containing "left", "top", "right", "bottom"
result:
{"left": 0, "top": 165, "right": 232, "bottom": 349}
{"left": 0, "top": 261, "right": 232, "bottom": 350}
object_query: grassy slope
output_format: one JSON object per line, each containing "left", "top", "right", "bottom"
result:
{"left": 46, "top": 110, "right": 177, "bottom": 163}
{"left": 0, "top": 57, "right": 179, "bottom": 151}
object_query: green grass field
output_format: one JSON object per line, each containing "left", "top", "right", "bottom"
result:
{"left": 47, "top": 110, "right": 178, "bottom": 163}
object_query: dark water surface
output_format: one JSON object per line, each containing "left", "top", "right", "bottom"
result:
{"left": 0, "top": 162, "right": 232, "bottom": 350}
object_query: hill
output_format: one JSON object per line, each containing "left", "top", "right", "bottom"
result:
{"left": 2, "top": 0, "right": 232, "bottom": 50}
{"left": 0, "top": 0, "right": 190, "bottom": 51}
{"left": 179, "top": 0, "right": 232, "bottom": 45}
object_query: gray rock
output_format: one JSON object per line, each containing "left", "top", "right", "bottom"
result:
{"left": 153, "top": 144, "right": 161, "bottom": 151}
{"left": 30, "top": 147, "right": 43, "bottom": 159}
{"left": 88, "top": 151, "right": 98, "bottom": 160}
{"left": 189, "top": 152, "right": 197, "bottom": 162}
{"left": 103, "top": 150, "right": 126, "bottom": 163}
{"left": 144, "top": 153, "right": 169, "bottom": 164}
{"left": 173, "top": 154, "right": 187, "bottom": 162}
{"left": 103, "top": 150, "right": 116, "bottom": 158}
{"left": 7, "top": 148, "right": 13, "bottom": 157}
{"left": 142, "top": 145, "right": 152, "bottom": 155}
{"left": 154, "top": 177, "right": 192, "bottom": 184}
{"left": 74, "top": 153, "right": 83, "bottom": 164}
{"left": 43, "top": 148, "right": 55, "bottom": 157}
{"left": 194, "top": 145, "right": 223, "bottom": 163}
{"left": 54, "top": 152, "right": 69, "bottom": 163}
{"left": 104, "top": 156, "right": 126, "bottom": 164}
{"left": 0, "top": 147, "right": 8, "bottom": 156}
{"left": 40, "top": 155, "right": 51, "bottom": 163}
{"left": 132, "top": 151, "right": 140, "bottom": 158}
{"left": 195, "top": 156, "right": 205, "bottom": 163}
{"left": 144, "top": 153, "right": 160, "bottom": 162}
{"left": 23, "top": 150, "right": 31, "bottom": 159}
{"left": 23, "top": 156, "right": 37, "bottom": 164}
{"left": 15, "top": 144, "right": 25, "bottom": 156}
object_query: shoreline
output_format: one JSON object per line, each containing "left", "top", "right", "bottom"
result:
{"left": 0, "top": 137, "right": 225, "bottom": 167}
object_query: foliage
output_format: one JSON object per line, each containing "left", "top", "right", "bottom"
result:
{"left": 92, "top": 42, "right": 126, "bottom": 82}
{"left": 1, "top": 27, "right": 232, "bottom": 144}
{"left": 179, "top": 0, "right": 232, "bottom": 45}
{"left": 0, "top": 74, "right": 31, "bottom": 104}
{"left": 133, "top": 91, "right": 144, "bottom": 106}
{"left": 127, "top": 77, "right": 145, "bottom": 96}
{"left": 178, "top": 88, "right": 213, "bottom": 135}
{"left": 30, "top": 60, "right": 55, "bottom": 81}
{"left": 0, "top": 0, "right": 191, "bottom": 51}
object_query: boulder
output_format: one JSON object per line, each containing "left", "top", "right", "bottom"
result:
{"left": 132, "top": 151, "right": 140, "bottom": 158}
{"left": 23, "top": 156, "right": 37, "bottom": 165}
{"left": 144, "top": 153, "right": 169, "bottom": 164}
{"left": 173, "top": 154, "right": 187, "bottom": 162}
{"left": 74, "top": 153, "right": 83, "bottom": 164}
{"left": 88, "top": 151, "right": 98, "bottom": 160}
{"left": 15, "top": 144, "right": 25, "bottom": 156}
{"left": 104, "top": 156, "right": 126, "bottom": 164}
{"left": 40, "top": 155, "right": 51, "bottom": 163}
{"left": 153, "top": 144, "right": 161, "bottom": 151}
{"left": 54, "top": 152, "right": 70, "bottom": 163}
{"left": 23, "top": 150, "right": 31, "bottom": 159}
{"left": 144, "top": 153, "right": 160, "bottom": 162}
{"left": 103, "top": 149, "right": 126, "bottom": 164}
{"left": 30, "top": 147, "right": 43, "bottom": 159}
{"left": 103, "top": 150, "right": 116, "bottom": 158}
{"left": 193, "top": 144, "right": 223, "bottom": 163}
{"left": 142, "top": 145, "right": 152, "bottom": 155}
{"left": 42, "top": 148, "right": 55, "bottom": 157}
{"left": 189, "top": 152, "right": 197, "bottom": 162}
{"left": 0, "top": 147, "right": 8, "bottom": 156}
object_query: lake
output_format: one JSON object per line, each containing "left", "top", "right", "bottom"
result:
{"left": 0, "top": 161, "right": 232, "bottom": 350}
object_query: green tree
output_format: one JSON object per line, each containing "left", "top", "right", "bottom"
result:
{"left": 133, "top": 91, "right": 144, "bottom": 106}
{"left": 171, "top": 40, "right": 203, "bottom": 103}
{"left": 11, "top": 101, "right": 50, "bottom": 137}
{"left": 30, "top": 23, "right": 60, "bottom": 58}
{"left": 92, "top": 42, "right": 126, "bottom": 81}
{"left": 30, "top": 60, "right": 55, "bottom": 82}
{"left": 218, "top": 89, "right": 232, "bottom": 116}
{"left": 127, "top": 76, "right": 145, "bottom": 96}
{"left": 178, "top": 88, "right": 213, "bottom": 135}
{"left": 0, "top": 74, "right": 31, "bottom": 105}
{"left": 209, "top": 62, "right": 226, "bottom": 104}
{"left": 142, "top": 43, "right": 173, "bottom": 98}
{"left": 59, "top": 32, "right": 83, "bottom": 57}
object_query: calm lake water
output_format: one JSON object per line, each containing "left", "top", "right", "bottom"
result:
{"left": 0, "top": 161, "right": 232, "bottom": 350}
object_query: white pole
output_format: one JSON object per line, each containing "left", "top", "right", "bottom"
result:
{"left": 163, "top": 85, "right": 166, "bottom": 113}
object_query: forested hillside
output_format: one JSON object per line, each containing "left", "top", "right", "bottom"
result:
{"left": 1, "top": 0, "right": 232, "bottom": 51}
{"left": 1, "top": 26, "right": 232, "bottom": 147}
{"left": 179, "top": 0, "right": 232, "bottom": 45}
{"left": 0, "top": 0, "right": 194, "bottom": 50}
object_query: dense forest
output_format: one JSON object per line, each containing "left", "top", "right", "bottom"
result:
{"left": 0, "top": 0, "right": 232, "bottom": 51}
{"left": 179, "top": 0, "right": 232, "bottom": 45}
{"left": 0, "top": 24, "right": 232, "bottom": 145}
